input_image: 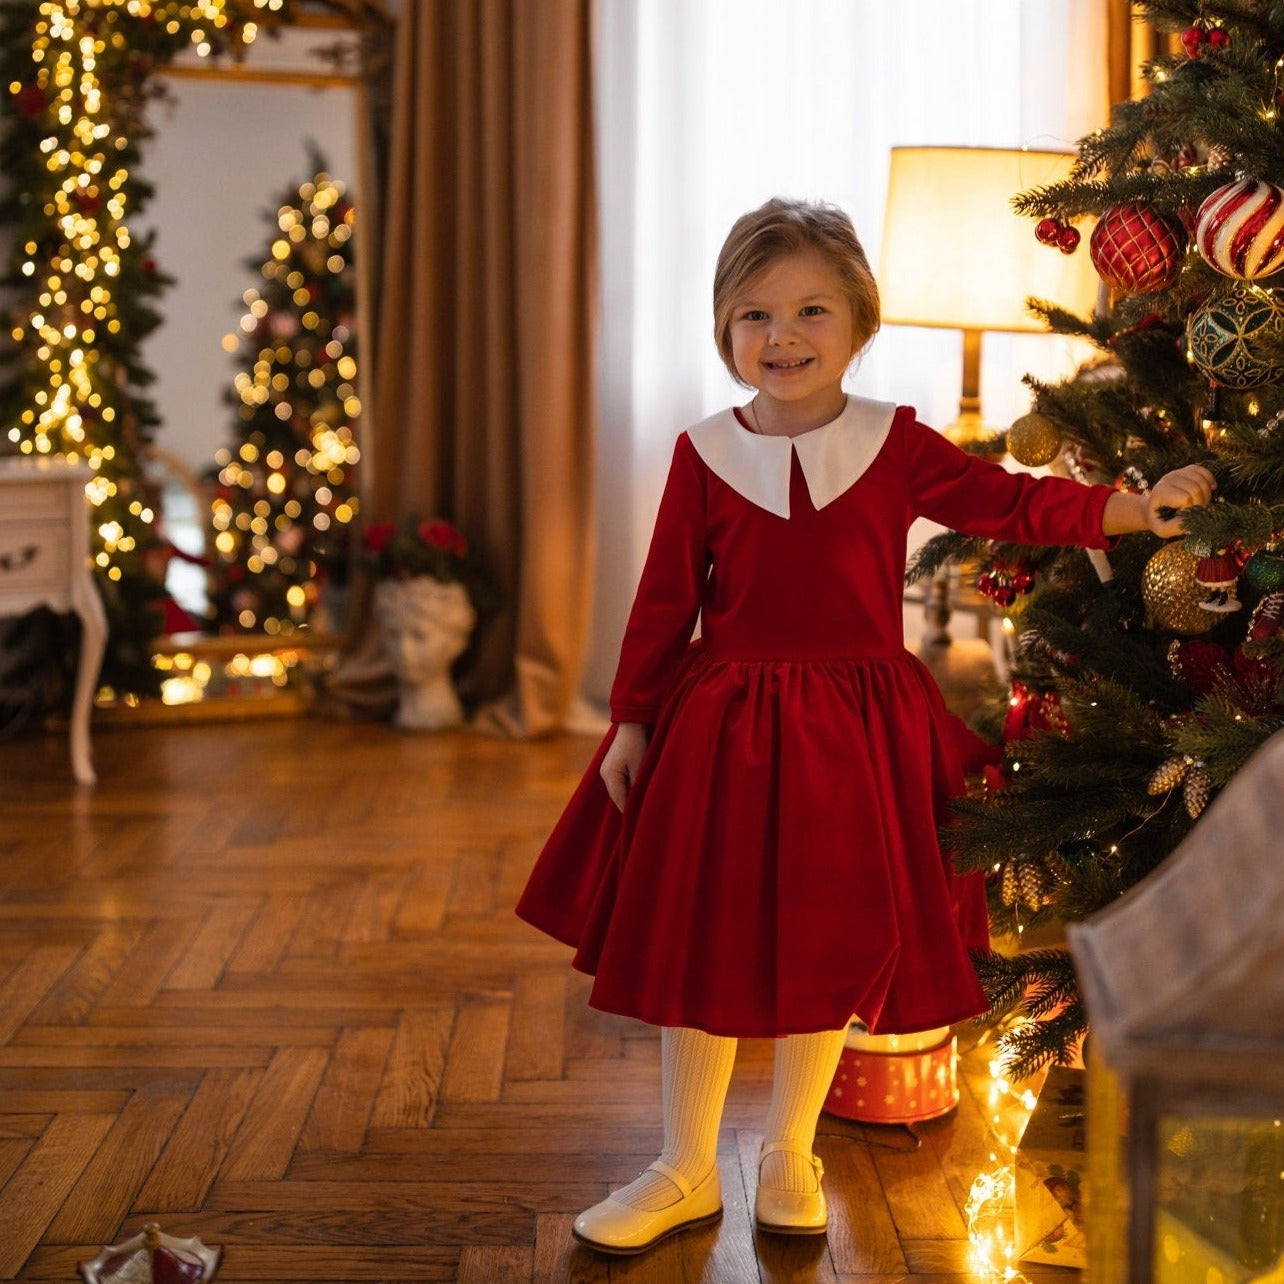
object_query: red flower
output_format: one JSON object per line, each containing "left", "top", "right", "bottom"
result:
{"left": 362, "top": 521, "right": 396, "bottom": 554}
{"left": 419, "top": 519, "right": 465, "bottom": 556}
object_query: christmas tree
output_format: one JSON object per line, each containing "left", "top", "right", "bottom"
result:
{"left": 206, "top": 155, "right": 359, "bottom": 636}
{"left": 922, "top": 0, "right": 1284, "bottom": 1078}
{"left": 0, "top": 0, "right": 287, "bottom": 696}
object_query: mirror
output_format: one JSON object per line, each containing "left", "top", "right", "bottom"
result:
{"left": 140, "top": 17, "right": 367, "bottom": 626}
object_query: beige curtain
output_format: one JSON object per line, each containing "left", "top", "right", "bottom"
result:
{"left": 339, "top": 0, "right": 597, "bottom": 735}
{"left": 1111, "top": 1, "right": 1174, "bottom": 101}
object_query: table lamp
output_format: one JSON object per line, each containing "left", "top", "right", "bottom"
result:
{"left": 879, "top": 146, "right": 1100, "bottom": 444}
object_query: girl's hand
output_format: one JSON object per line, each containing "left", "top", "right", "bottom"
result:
{"left": 601, "top": 722, "right": 649, "bottom": 811}
{"left": 1146, "top": 464, "right": 1217, "bottom": 538}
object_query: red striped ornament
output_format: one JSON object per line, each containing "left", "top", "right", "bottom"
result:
{"left": 1195, "top": 177, "right": 1284, "bottom": 279}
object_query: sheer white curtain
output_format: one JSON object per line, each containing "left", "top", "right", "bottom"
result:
{"left": 586, "top": 0, "right": 1109, "bottom": 702}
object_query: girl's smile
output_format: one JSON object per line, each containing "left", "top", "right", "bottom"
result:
{"left": 728, "top": 248, "right": 855, "bottom": 434}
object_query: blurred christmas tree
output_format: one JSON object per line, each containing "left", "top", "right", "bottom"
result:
{"left": 207, "top": 154, "right": 359, "bottom": 636}
{"left": 0, "top": 0, "right": 287, "bottom": 695}
{"left": 921, "top": 0, "right": 1284, "bottom": 1078}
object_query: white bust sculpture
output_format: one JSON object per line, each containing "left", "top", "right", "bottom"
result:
{"left": 374, "top": 576, "right": 476, "bottom": 730}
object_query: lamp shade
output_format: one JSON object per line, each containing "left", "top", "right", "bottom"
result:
{"left": 879, "top": 146, "right": 1099, "bottom": 332}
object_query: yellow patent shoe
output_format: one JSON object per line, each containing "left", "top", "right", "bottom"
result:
{"left": 755, "top": 1141, "right": 828, "bottom": 1235}
{"left": 572, "top": 1160, "right": 722, "bottom": 1255}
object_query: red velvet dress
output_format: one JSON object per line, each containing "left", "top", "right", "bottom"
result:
{"left": 516, "top": 399, "right": 1115, "bottom": 1038}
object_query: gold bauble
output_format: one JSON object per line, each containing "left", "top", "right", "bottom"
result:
{"left": 1006, "top": 412, "right": 1064, "bottom": 467}
{"left": 1141, "top": 543, "right": 1217, "bottom": 635}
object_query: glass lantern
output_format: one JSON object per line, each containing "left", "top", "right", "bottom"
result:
{"left": 1068, "top": 731, "right": 1284, "bottom": 1284}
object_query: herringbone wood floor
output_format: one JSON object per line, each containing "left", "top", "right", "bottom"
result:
{"left": 0, "top": 714, "right": 1072, "bottom": 1283}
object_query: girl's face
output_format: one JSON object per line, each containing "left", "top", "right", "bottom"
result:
{"left": 728, "top": 249, "right": 855, "bottom": 409}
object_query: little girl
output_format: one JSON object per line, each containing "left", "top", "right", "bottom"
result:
{"left": 516, "top": 198, "right": 1213, "bottom": 1255}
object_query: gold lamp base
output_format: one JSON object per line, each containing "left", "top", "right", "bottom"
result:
{"left": 944, "top": 329, "right": 1002, "bottom": 452}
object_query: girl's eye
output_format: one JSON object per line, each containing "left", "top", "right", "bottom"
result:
{"left": 800, "top": 305, "right": 825, "bottom": 317}
{"left": 739, "top": 309, "right": 767, "bottom": 322}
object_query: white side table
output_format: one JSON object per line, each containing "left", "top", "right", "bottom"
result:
{"left": 0, "top": 458, "right": 108, "bottom": 785}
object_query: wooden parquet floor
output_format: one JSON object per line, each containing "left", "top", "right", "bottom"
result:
{"left": 0, "top": 715, "right": 1074, "bottom": 1284}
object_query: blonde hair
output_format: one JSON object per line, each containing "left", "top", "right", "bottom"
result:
{"left": 712, "top": 198, "right": 881, "bottom": 387}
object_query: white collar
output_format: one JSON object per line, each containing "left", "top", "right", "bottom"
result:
{"left": 686, "top": 395, "right": 897, "bottom": 518}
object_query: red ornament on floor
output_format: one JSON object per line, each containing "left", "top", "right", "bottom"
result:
{"left": 79, "top": 1224, "right": 222, "bottom": 1284}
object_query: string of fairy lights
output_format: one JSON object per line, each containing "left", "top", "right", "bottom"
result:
{"left": 966, "top": 1046, "right": 1042, "bottom": 1283}
{"left": 7, "top": 0, "right": 280, "bottom": 591}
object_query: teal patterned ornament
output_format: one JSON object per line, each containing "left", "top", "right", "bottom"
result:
{"left": 1242, "top": 549, "right": 1284, "bottom": 598}
{"left": 1186, "top": 287, "right": 1284, "bottom": 389}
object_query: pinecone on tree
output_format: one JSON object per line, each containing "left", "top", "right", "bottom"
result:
{"left": 1183, "top": 764, "right": 1212, "bottom": 819}
{"left": 1017, "top": 860, "right": 1053, "bottom": 911}
{"left": 1148, "top": 756, "right": 1190, "bottom": 795}
{"left": 1000, "top": 860, "right": 1020, "bottom": 907}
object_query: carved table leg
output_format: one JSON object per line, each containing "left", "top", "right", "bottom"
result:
{"left": 69, "top": 572, "right": 108, "bottom": 786}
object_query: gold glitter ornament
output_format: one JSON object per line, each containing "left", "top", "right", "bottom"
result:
{"left": 1006, "top": 412, "right": 1064, "bottom": 467}
{"left": 1183, "top": 764, "right": 1212, "bottom": 818}
{"left": 1141, "top": 542, "right": 1218, "bottom": 635}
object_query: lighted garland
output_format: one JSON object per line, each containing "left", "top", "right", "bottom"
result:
{"left": 208, "top": 160, "right": 359, "bottom": 635}
{"left": 0, "top": 0, "right": 288, "bottom": 690}
{"left": 966, "top": 1041, "right": 1042, "bottom": 1284}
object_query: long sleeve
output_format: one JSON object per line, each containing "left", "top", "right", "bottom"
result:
{"left": 904, "top": 414, "right": 1115, "bottom": 548}
{"left": 609, "top": 433, "right": 710, "bottom": 723}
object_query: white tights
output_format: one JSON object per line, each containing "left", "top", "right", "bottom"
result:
{"left": 609, "top": 1024, "right": 848, "bottom": 1211}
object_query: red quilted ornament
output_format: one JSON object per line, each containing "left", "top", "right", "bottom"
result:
{"left": 1089, "top": 203, "right": 1186, "bottom": 294}
{"left": 1195, "top": 177, "right": 1284, "bottom": 279}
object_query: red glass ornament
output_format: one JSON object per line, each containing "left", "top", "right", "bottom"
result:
{"left": 1035, "top": 217, "right": 1062, "bottom": 245}
{"left": 1012, "top": 570, "right": 1035, "bottom": 594}
{"left": 977, "top": 572, "right": 997, "bottom": 597}
{"left": 1057, "top": 225, "right": 1081, "bottom": 254}
{"left": 1206, "top": 26, "right": 1230, "bottom": 50}
{"left": 1089, "top": 203, "right": 1186, "bottom": 294}
{"left": 992, "top": 585, "right": 1018, "bottom": 608}
{"left": 1180, "top": 24, "right": 1206, "bottom": 55}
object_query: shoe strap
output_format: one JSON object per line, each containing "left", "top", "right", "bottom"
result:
{"left": 647, "top": 1157, "right": 698, "bottom": 1197}
{"left": 759, "top": 1141, "right": 824, "bottom": 1179}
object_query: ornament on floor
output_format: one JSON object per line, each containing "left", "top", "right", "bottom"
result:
{"left": 1006, "top": 411, "right": 1063, "bottom": 466}
{"left": 1141, "top": 543, "right": 1218, "bottom": 635}
{"left": 79, "top": 1224, "right": 221, "bottom": 1284}
{"left": 1090, "top": 203, "right": 1186, "bottom": 294}
{"left": 1186, "top": 286, "right": 1284, "bottom": 389}
{"left": 1034, "top": 217, "right": 1080, "bottom": 254}
{"left": 1193, "top": 546, "right": 1243, "bottom": 613}
{"left": 1195, "top": 178, "right": 1284, "bottom": 279}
